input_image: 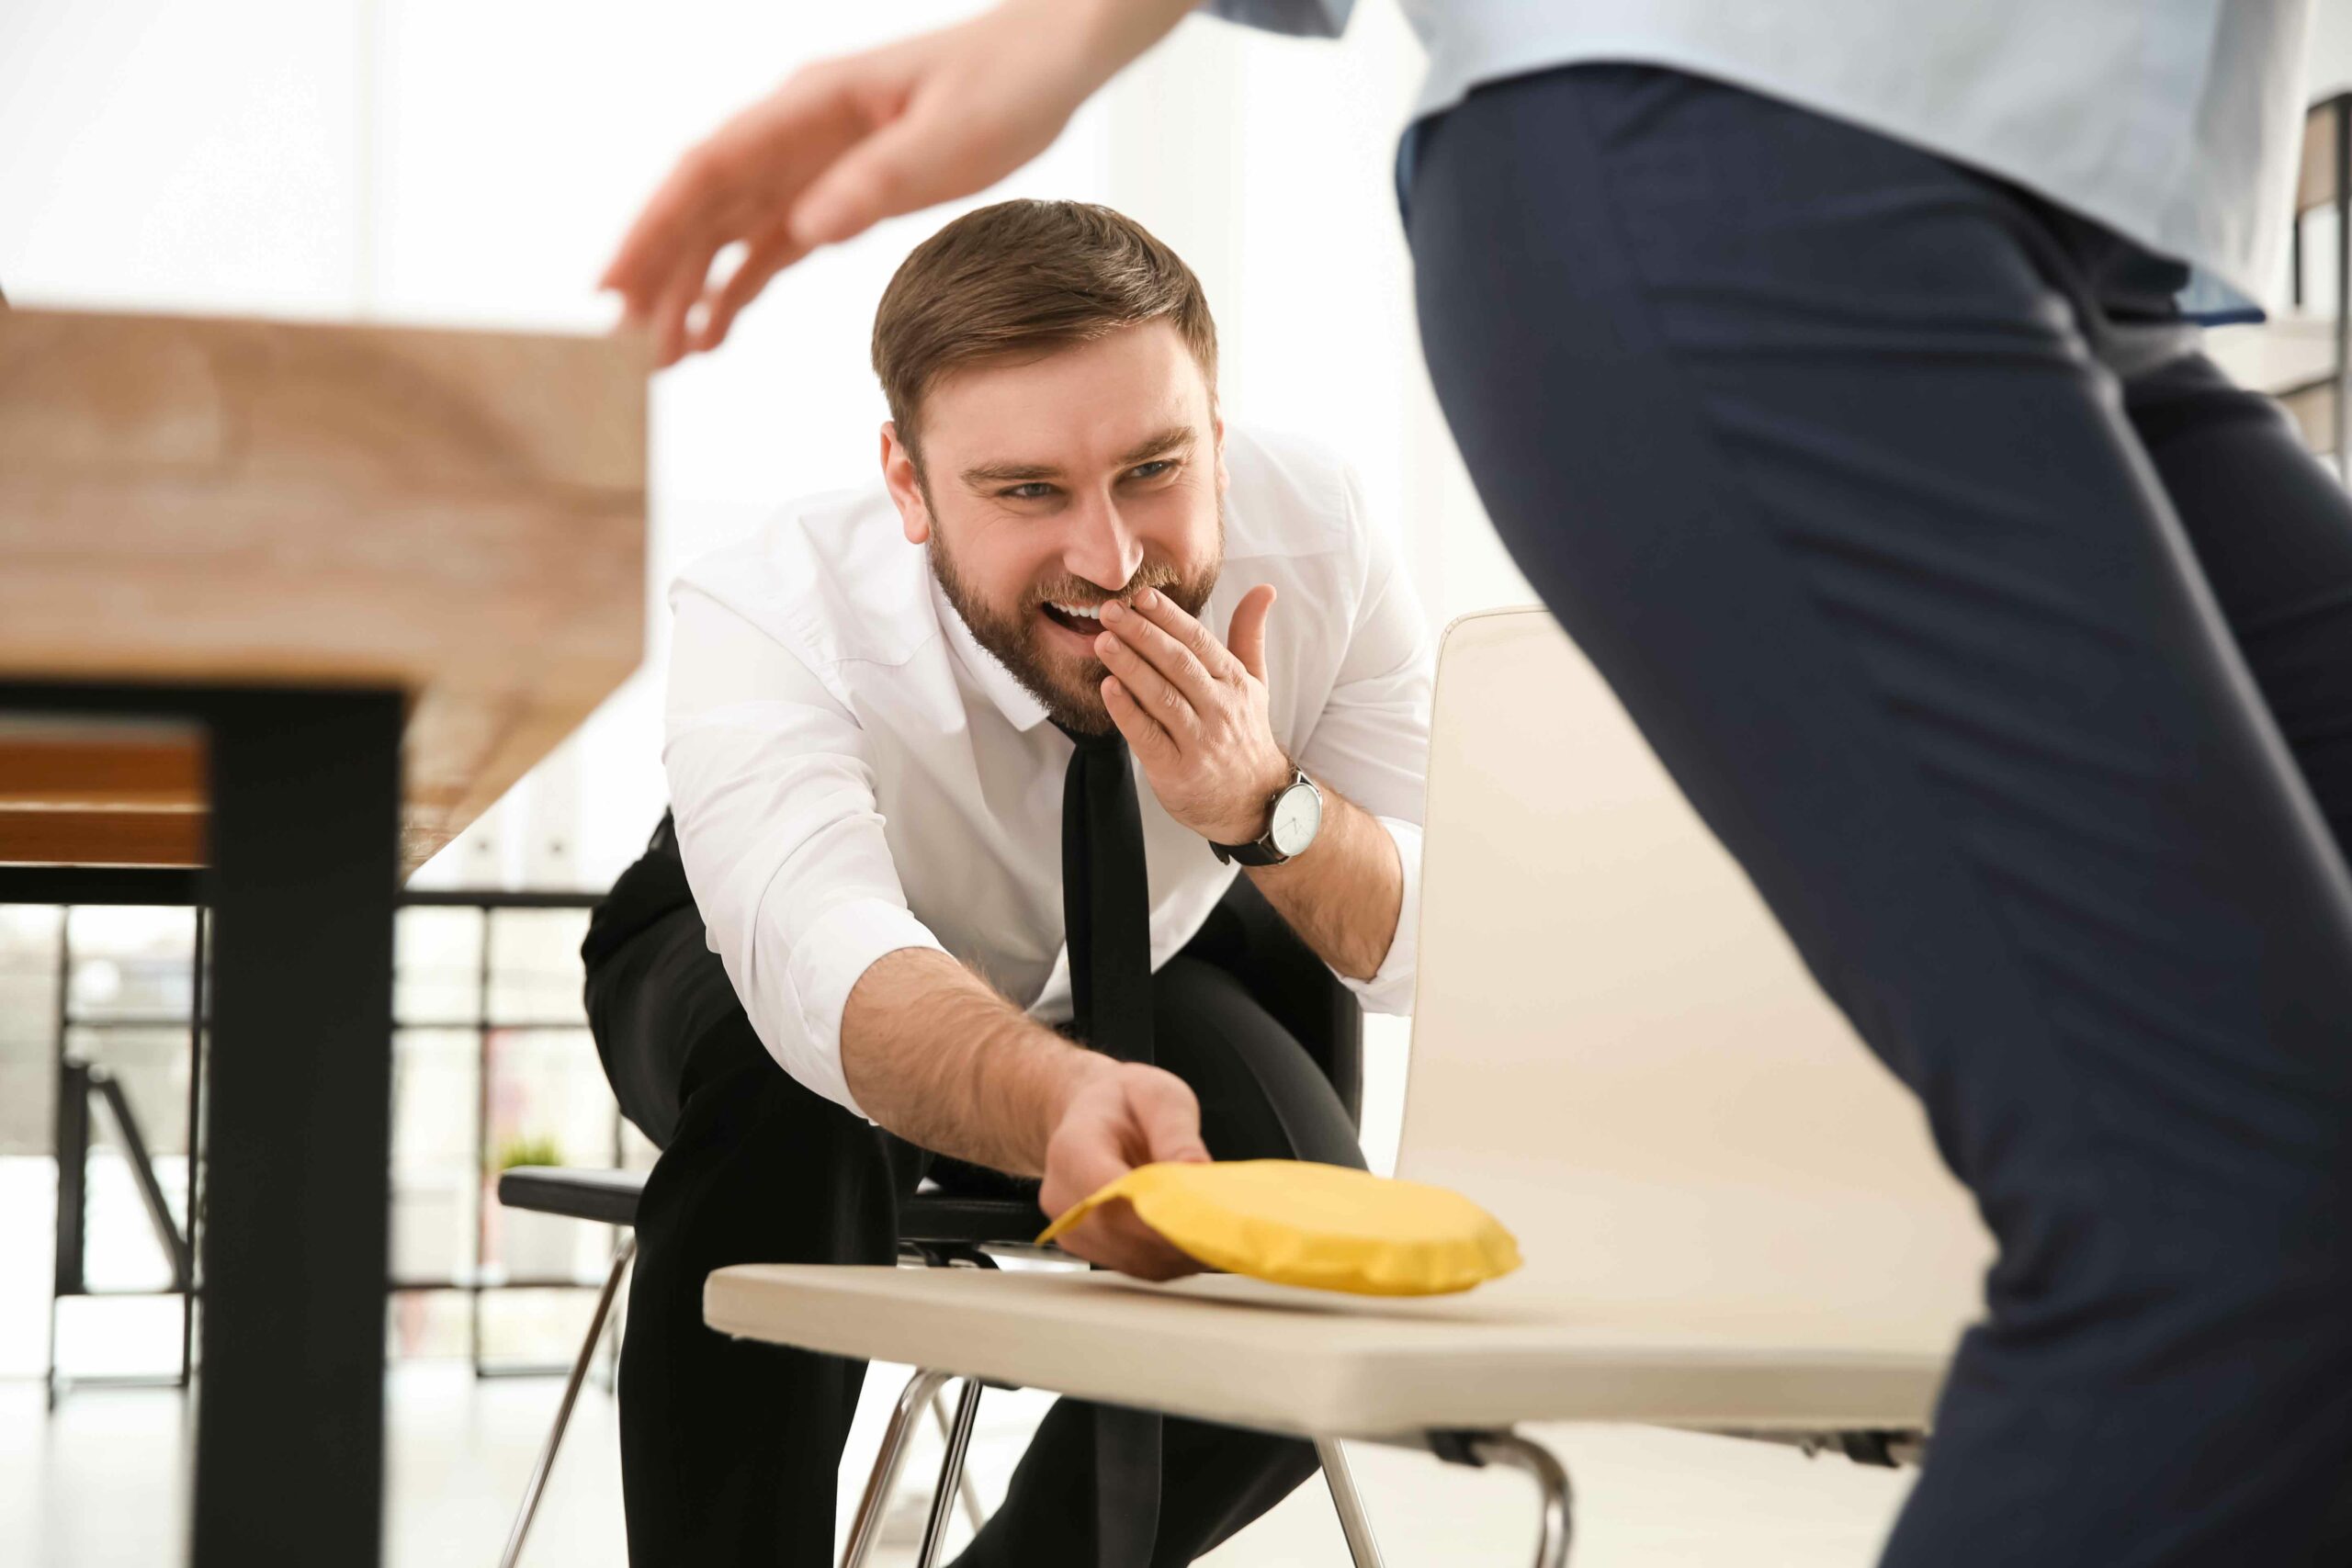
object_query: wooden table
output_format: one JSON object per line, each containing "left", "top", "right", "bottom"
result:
{"left": 0, "top": 307, "right": 646, "bottom": 1565}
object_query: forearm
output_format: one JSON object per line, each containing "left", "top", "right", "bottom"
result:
{"left": 1243, "top": 779, "right": 1402, "bottom": 981}
{"left": 840, "top": 946, "right": 1115, "bottom": 1175}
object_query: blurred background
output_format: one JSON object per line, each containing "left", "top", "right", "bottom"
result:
{"left": 6, "top": 3, "right": 2352, "bottom": 1561}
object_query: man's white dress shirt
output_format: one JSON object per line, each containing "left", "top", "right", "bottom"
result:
{"left": 1209, "top": 0, "right": 2315, "bottom": 310}
{"left": 664, "top": 424, "right": 1433, "bottom": 1120}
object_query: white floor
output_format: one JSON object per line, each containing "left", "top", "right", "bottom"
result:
{"left": 0, "top": 1360, "right": 1917, "bottom": 1567}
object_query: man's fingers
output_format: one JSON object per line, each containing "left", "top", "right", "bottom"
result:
{"left": 1130, "top": 1075, "right": 1210, "bottom": 1166}
{"left": 1039, "top": 1069, "right": 1208, "bottom": 1282}
{"left": 1055, "top": 1142, "right": 1134, "bottom": 1213}
{"left": 599, "top": 158, "right": 712, "bottom": 304}
{"left": 1101, "top": 1204, "right": 1205, "bottom": 1280}
{"left": 1096, "top": 631, "right": 1201, "bottom": 740}
{"left": 1061, "top": 1222, "right": 1168, "bottom": 1279}
{"left": 650, "top": 233, "right": 728, "bottom": 369}
{"left": 1102, "top": 677, "right": 1181, "bottom": 764}
{"left": 1061, "top": 1201, "right": 1203, "bottom": 1282}
{"left": 696, "top": 229, "right": 811, "bottom": 351}
{"left": 1129, "top": 588, "right": 1244, "bottom": 682}
{"left": 602, "top": 120, "right": 769, "bottom": 311}
{"left": 600, "top": 64, "right": 865, "bottom": 324}
{"left": 1102, "top": 601, "right": 1220, "bottom": 707}
{"left": 1227, "top": 585, "right": 1276, "bottom": 683}
{"left": 787, "top": 97, "right": 961, "bottom": 248}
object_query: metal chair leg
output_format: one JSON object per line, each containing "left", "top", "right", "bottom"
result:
{"left": 497, "top": 1235, "right": 635, "bottom": 1568}
{"left": 929, "top": 1382, "right": 989, "bottom": 1531}
{"left": 1466, "top": 1432, "right": 1572, "bottom": 1568}
{"left": 841, "top": 1368, "right": 954, "bottom": 1568}
{"left": 1317, "top": 1438, "right": 1388, "bottom": 1568}
{"left": 913, "top": 1379, "right": 983, "bottom": 1568}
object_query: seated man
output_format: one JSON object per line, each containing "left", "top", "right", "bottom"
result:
{"left": 582, "top": 197, "right": 1432, "bottom": 1566}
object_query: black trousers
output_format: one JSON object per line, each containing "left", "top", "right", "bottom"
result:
{"left": 1409, "top": 66, "right": 2352, "bottom": 1564}
{"left": 582, "top": 825, "right": 1365, "bottom": 1567}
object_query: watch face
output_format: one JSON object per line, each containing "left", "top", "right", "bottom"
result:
{"left": 1270, "top": 780, "right": 1322, "bottom": 857}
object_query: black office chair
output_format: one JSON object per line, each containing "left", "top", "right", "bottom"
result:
{"left": 492, "top": 1166, "right": 1046, "bottom": 1568}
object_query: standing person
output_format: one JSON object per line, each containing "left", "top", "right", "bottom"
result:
{"left": 597, "top": 3, "right": 2352, "bottom": 1563}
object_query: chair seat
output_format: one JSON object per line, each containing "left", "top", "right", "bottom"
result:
{"left": 498, "top": 1166, "right": 646, "bottom": 1226}
{"left": 705, "top": 1264, "right": 1955, "bottom": 1442}
{"left": 898, "top": 1192, "right": 1048, "bottom": 1247}
{"left": 496, "top": 1165, "right": 1044, "bottom": 1248}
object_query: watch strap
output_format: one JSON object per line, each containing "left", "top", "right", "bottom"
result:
{"left": 1211, "top": 767, "right": 1312, "bottom": 866}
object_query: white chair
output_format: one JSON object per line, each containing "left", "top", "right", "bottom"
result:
{"left": 704, "top": 607, "right": 1996, "bottom": 1565}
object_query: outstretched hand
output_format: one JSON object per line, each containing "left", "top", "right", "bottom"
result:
{"left": 1040, "top": 1061, "right": 1211, "bottom": 1281}
{"left": 598, "top": 0, "right": 1190, "bottom": 367}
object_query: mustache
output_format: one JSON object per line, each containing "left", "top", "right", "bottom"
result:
{"left": 1027, "top": 562, "right": 1185, "bottom": 610}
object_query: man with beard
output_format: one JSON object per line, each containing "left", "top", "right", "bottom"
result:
{"left": 580, "top": 198, "right": 1432, "bottom": 1566}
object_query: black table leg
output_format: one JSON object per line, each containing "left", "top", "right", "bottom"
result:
{"left": 192, "top": 689, "right": 402, "bottom": 1566}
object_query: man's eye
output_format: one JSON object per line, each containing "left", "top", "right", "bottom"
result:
{"left": 1127, "top": 460, "right": 1176, "bottom": 481}
{"left": 1001, "top": 482, "right": 1057, "bottom": 501}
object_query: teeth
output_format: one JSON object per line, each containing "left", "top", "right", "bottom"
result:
{"left": 1049, "top": 602, "right": 1104, "bottom": 620}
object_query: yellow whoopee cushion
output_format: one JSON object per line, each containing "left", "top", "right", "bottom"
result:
{"left": 1035, "top": 1159, "right": 1521, "bottom": 1297}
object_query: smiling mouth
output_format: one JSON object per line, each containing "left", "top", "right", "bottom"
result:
{"left": 1040, "top": 600, "right": 1110, "bottom": 638}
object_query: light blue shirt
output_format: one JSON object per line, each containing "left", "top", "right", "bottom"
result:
{"left": 1206, "top": 0, "right": 2315, "bottom": 314}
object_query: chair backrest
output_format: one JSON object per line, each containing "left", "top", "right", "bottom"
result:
{"left": 1397, "top": 609, "right": 1990, "bottom": 1348}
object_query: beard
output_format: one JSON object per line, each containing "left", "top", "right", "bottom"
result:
{"left": 931, "top": 511, "right": 1224, "bottom": 737}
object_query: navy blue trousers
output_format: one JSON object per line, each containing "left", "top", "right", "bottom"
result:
{"left": 1408, "top": 65, "right": 2352, "bottom": 1563}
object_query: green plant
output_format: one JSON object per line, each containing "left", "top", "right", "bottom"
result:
{"left": 493, "top": 1133, "right": 565, "bottom": 1173}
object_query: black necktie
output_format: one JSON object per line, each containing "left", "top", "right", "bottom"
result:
{"left": 1051, "top": 720, "right": 1163, "bottom": 1567}
{"left": 1054, "top": 722, "right": 1155, "bottom": 1066}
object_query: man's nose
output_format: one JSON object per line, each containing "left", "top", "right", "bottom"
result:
{"left": 1062, "top": 496, "right": 1144, "bottom": 593}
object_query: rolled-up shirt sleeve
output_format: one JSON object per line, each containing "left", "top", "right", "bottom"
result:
{"left": 1198, "top": 0, "right": 1356, "bottom": 38}
{"left": 662, "top": 581, "right": 947, "bottom": 1120}
{"left": 1293, "top": 468, "right": 1435, "bottom": 1016}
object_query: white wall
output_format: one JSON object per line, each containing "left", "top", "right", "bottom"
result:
{"left": 2312, "top": 0, "right": 2352, "bottom": 96}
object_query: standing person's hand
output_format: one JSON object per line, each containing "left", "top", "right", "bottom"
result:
{"left": 1039, "top": 1059, "right": 1211, "bottom": 1281}
{"left": 600, "top": 0, "right": 1195, "bottom": 368}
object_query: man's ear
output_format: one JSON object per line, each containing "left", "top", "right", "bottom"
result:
{"left": 879, "top": 422, "right": 932, "bottom": 545}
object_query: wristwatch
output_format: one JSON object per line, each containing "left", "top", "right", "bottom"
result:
{"left": 1213, "top": 767, "right": 1323, "bottom": 866}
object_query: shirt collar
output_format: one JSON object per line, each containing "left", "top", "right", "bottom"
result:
{"left": 931, "top": 570, "right": 1054, "bottom": 733}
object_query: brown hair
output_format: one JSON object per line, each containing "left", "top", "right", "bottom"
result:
{"left": 872, "top": 200, "right": 1218, "bottom": 462}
